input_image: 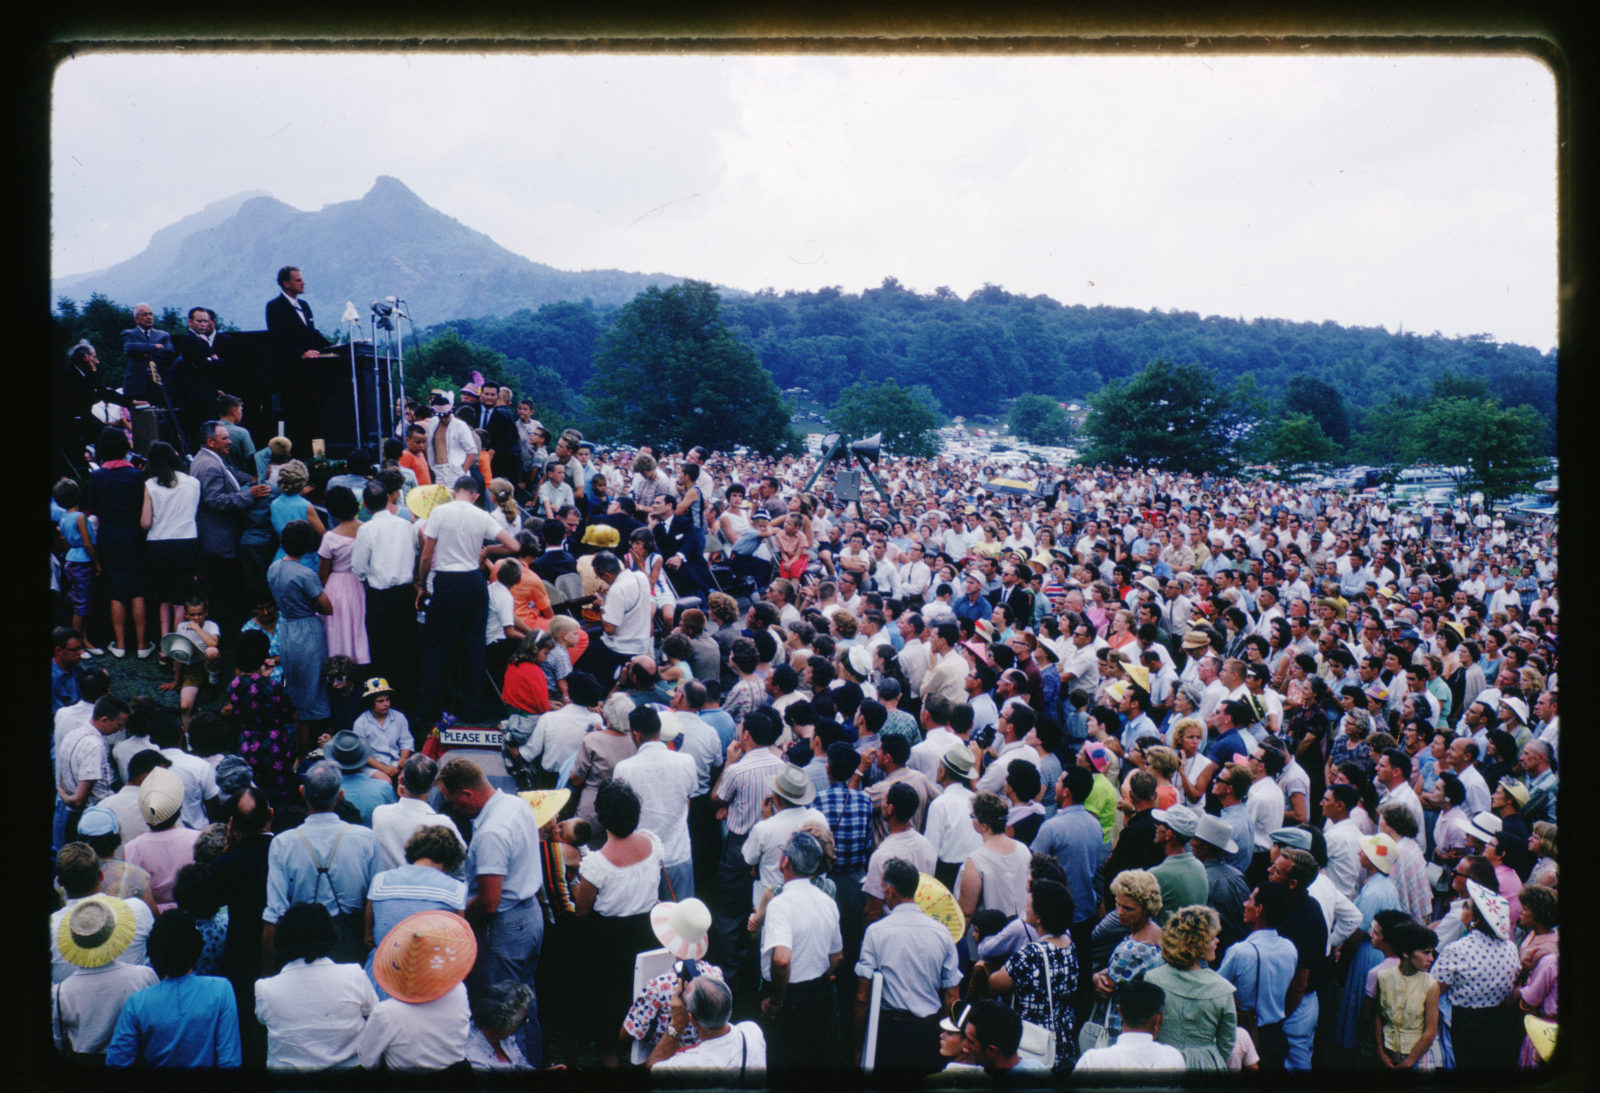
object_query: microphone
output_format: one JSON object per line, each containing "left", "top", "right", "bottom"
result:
{"left": 341, "top": 301, "right": 361, "bottom": 324}
{"left": 371, "top": 300, "right": 393, "bottom": 316}
{"left": 390, "top": 297, "right": 411, "bottom": 319}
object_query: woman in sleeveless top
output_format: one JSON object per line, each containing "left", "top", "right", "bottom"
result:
{"left": 957, "top": 791, "right": 1031, "bottom": 921}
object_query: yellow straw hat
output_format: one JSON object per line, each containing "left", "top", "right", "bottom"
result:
{"left": 371, "top": 910, "right": 478, "bottom": 1004}
{"left": 518, "top": 789, "right": 572, "bottom": 829}
{"left": 57, "top": 895, "right": 136, "bottom": 969}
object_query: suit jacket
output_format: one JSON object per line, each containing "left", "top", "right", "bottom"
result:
{"left": 173, "top": 331, "right": 234, "bottom": 416}
{"left": 652, "top": 514, "right": 694, "bottom": 562}
{"left": 995, "top": 584, "right": 1034, "bottom": 625}
{"left": 265, "top": 294, "right": 329, "bottom": 357}
{"left": 483, "top": 406, "right": 522, "bottom": 481}
{"left": 120, "top": 326, "right": 177, "bottom": 400}
{"left": 192, "top": 446, "right": 256, "bottom": 557}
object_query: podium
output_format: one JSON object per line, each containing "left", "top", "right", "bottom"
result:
{"left": 277, "top": 341, "right": 395, "bottom": 460}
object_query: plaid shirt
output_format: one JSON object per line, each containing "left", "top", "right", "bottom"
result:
{"left": 818, "top": 782, "right": 875, "bottom": 872}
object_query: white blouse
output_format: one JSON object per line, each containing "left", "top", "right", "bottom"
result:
{"left": 578, "top": 830, "right": 664, "bottom": 917}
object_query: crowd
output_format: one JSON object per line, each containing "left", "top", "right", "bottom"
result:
{"left": 49, "top": 322, "right": 1561, "bottom": 1077}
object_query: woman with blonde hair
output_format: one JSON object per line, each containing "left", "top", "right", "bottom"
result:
{"left": 1142, "top": 745, "right": 1183, "bottom": 810}
{"left": 1526, "top": 822, "right": 1557, "bottom": 888}
{"left": 1091, "top": 869, "right": 1165, "bottom": 1038}
{"left": 1143, "top": 905, "right": 1236, "bottom": 1069}
{"left": 1172, "top": 717, "right": 1217, "bottom": 807}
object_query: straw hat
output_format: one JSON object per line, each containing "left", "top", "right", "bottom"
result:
{"left": 1524, "top": 1016, "right": 1557, "bottom": 1063}
{"left": 361, "top": 677, "right": 396, "bottom": 702}
{"left": 940, "top": 744, "right": 976, "bottom": 781}
{"left": 1358, "top": 832, "right": 1398, "bottom": 875}
{"left": 517, "top": 788, "right": 571, "bottom": 829}
{"left": 650, "top": 898, "right": 712, "bottom": 960}
{"left": 57, "top": 895, "right": 136, "bottom": 969}
{"left": 138, "top": 767, "right": 185, "bottom": 826}
{"left": 771, "top": 764, "right": 817, "bottom": 807}
{"left": 372, "top": 910, "right": 478, "bottom": 1004}
{"left": 1465, "top": 878, "right": 1513, "bottom": 941}
{"left": 405, "top": 483, "right": 452, "bottom": 520}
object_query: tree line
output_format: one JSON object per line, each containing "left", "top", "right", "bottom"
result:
{"left": 55, "top": 279, "right": 1556, "bottom": 496}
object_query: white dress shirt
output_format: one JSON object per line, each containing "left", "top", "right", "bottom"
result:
{"left": 760, "top": 876, "right": 842, "bottom": 983}
{"left": 671, "top": 711, "right": 725, "bottom": 797}
{"left": 1075, "top": 1031, "right": 1186, "bottom": 1071}
{"left": 256, "top": 956, "right": 379, "bottom": 1070}
{"left": 744, "top": 806, "right": 826, "bottom": 905}
{"left": 52, "top": 961, "right": 158, "bottom": 1055}
{"left": 352, "top": 508, "right": 417, "bottom": 589}
{"left": 1321, "top": 816, "right": 1363, "bottom": 901}
{"left": 924, "top": 781, "right": 984, "bottom": 864}
{"left": 356, "top": 983, "right": 471, "bottom": 1070}
{"left": 907, "top": 726, "right": 962, "bottom": 781}
{"left": 613, "top": 741, "right": 698, "bottom": 866}
{"left": 521, "top": 703, "right": 603, "bottom": 775}
{"left": 370, "top": 796, "right": 466, "bottom": 872}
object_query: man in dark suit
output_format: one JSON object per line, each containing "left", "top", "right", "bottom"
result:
{"left": 173, "top": 306, "right": 234, "bottom": 443}
{"left": 529, "top": 520, "right": 579, "bottom": 585}
{"left": 480, "top": 383, "right": 523, "bottom": 485}
{"left": 648, "top": 492, "right": 709, "bottom": 598}
{"left": 120, "top": 302, "right": 177, "bottom": 402}
{"left": 265, "top": 266, "right": 329, "bottom": 451}
{"left": 264, "top": 266, "right": 329, "bottom": 358}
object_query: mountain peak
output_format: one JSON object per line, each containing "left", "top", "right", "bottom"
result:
{"left": 365, "top": 175, "right": 424, "bottom": 205}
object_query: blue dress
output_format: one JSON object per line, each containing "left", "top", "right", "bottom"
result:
{"left": 270, "top": 493, "right": 319, "bottom": 570}
{"left": 1335, "top": 872, "right": 1400, "bottom": 1049}
{"left": 267, "top": 558, "right": 330, "bottom": 720}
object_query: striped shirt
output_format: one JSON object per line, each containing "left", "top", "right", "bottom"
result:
{"left": 714, "top": 748, "right": 785, "bottom": 836}
{"left": 817, "top": 782, "right": 875, "bottom": 871}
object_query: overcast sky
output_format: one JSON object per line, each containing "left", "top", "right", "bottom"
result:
{"left": 52, "top": 50, "right": 1557, "bottom": 350}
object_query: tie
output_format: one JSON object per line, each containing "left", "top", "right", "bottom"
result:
{"left": 297, "top": 300, "right": 311, "bottom": 325}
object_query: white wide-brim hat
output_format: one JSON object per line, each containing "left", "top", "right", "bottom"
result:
{"left": 651, "top": 898, "right": 712, "bottom": 960}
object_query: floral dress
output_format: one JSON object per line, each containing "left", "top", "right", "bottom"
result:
{"left": 1005, "top": 940, "right": 1080, "bottom": 1072}
{"left": 1102, "top": 937, "right": 1165, "bottom": 1036}
{"left": 226, "top": 670, "right": 298, "bottom": 804}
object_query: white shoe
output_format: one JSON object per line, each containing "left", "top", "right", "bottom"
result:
{"left": 83, "top": 645, "right": 105, "bottom": 657}
{"left": 137, "top": 644, "right": 156, "bottom": 660}
{"left": 110, "top": 645, "right": 127, "bottom": 659}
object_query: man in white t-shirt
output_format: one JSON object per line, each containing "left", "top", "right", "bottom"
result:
{"left": 415, "top": 477, "right": 520, "bottom": 728}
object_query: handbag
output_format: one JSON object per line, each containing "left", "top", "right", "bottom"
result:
{"left": 1078, "top": 997, "right": 1112, "bottom": 1057}
{"left": 1017, "top": 948, "right": 1059, "bottom": 1068}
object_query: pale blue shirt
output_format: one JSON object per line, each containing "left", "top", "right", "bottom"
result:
{"left": 465, "top": 789, "right": 544, "bottom": 908}
{"left": 264, "top": 812, "right": 380, "bottom": 922}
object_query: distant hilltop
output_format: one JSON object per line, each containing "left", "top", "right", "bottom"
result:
{"left": 51, "top": 175, "right": 688, "bottom": 330}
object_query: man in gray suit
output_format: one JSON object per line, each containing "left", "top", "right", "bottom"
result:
{"left": 193, "top": 421, "right": 272, "bottom": 640}
{"left": 120, "top": 302, "right": 176, "bottom": 402}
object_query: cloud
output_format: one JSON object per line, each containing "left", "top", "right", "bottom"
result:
{"left": 51, "top": 50, "right": 1556, "bottom": 349}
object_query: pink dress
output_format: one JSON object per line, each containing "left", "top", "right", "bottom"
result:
{"left": 318, "top": 530, "right": 370, "bottom": 664}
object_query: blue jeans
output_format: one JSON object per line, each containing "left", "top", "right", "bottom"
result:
{"left": 476, "top": 898, "right": 545, "bottom": 1067}
{"left": 53, "top": 798, "right": 83, "bottom": 855}
{"left": 1284, "top": 991, "right": 1318, "bottom": 1070}
{"left": 661, "top": 858, "right": 695, "bottom": 902}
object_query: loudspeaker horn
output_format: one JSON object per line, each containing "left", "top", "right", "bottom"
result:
{"left": 848, "top": 432, "right": 882, "bottom": 465}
